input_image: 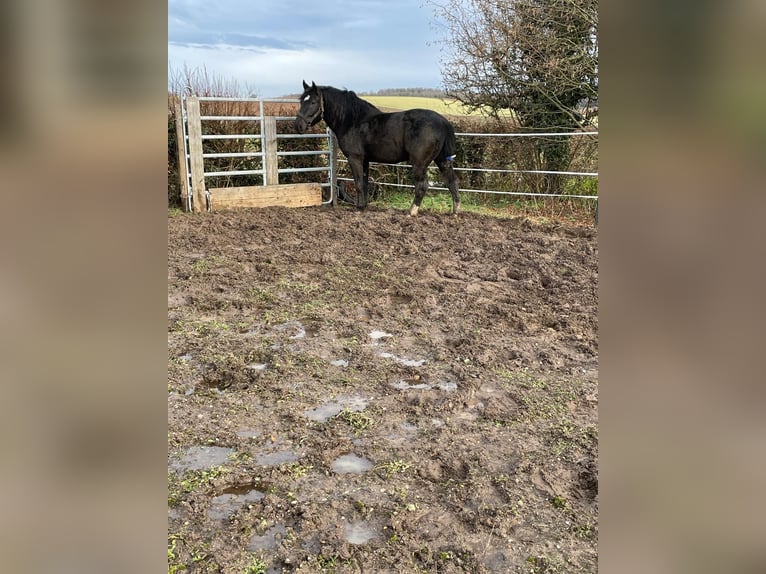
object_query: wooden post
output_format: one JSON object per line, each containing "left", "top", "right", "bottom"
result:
{"left": 185, "top": 96, "right": 207, "bottom": 212}
{"left": 263, "top": 116, "right": 279, "bottom": 186}
{"left": 172, "top": 96, "right": 190, "bottom": 211}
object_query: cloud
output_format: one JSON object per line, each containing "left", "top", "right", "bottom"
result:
{"left": 168, "top": 42, "right": 442, "bottom": 97}
{"left": 169, "top": 32, "right": 313, "bottom": 51}
{"left": 168, "top": 0, "right": 445, "bottom": 96}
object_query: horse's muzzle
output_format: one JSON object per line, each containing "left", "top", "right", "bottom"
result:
{"left": 294, "top": 117, "right": 308, "bottom": 133}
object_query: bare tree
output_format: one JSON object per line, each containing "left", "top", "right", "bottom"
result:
{"left": 431, "top": 0, "right": 597, "bottom": 190}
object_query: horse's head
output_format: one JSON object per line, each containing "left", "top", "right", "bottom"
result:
{"left": 294, "top": 80, "right": 323, "bottom": 133}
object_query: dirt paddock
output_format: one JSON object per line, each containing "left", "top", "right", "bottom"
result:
{"left": 168, "top": 205, "right": 598, "bottom": 573}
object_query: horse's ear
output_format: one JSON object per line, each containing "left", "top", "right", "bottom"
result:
{"left": 311, "top": 81, "right": 317, "bottom": 90}
{"left": 303, "top": 80, "right": 310, "bottom": 91}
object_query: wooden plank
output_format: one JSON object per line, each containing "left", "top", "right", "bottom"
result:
{"left": 172, "top": 96, "right": 190, "bottom": 211}
{"left": 263, "top": 116, "right": 279, "bottom": 186}
{"left": 185, "top": 96, "right": 207, "bottom": 212}
{"left": 208, "top": 183, "right": 322, "bottom": 210}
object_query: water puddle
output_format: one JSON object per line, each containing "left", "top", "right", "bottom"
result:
{"left": 255, "top": 450, "right": 298, "bottom": 466}
{"left": 303, "top": 395, "right": 370, "bottom": 422}
{"left": 378, "top": 351, "right": 426, "bottom": 367}
{"left": 391, "top": 380, "right": 458, "bottom": 392}
{"left": 207, "top": 489, "right": 265, "bottom": 520}
{"left": 169, "top": 446, "right": 235, "bottom": 473}
{"left": 220, "top": 483, "right": 263, "bottom": 495}
{"left": 436, "top": 381, "right": 458, "bottom": 392}
{"left": 248, "top": 524, "right": 288, "bottom": 551}
{"left": 331, "top": 454, "right": 373, "bottom": 474}
{"left": 392, "top": 380, "right": 431, "bottom": 390}
{"left": 384, "top": 421, "right": 419, "bottom": 443}
{"left": 343, "top": 521, "right": 379, "bottom": 545}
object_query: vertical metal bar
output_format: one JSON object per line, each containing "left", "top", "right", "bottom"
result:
{"left": 172, "top": 96, "right": 190, "bottom": 210}
{"left": 259, "top": 100, "right": 266, "bottom": 184}
{"left": 180, "top": 96, "right": 193, "bottom": 212}
{"left": 328, "top": 129, "right": 338, "bottom": 206}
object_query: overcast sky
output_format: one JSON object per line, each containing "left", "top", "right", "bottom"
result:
{"left": 168, "top": 0, "right": 446, "bottom": 98}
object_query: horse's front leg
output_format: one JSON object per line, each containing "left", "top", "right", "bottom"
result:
{"left": 348, "top": 155, "right": 368, "bottom": 210}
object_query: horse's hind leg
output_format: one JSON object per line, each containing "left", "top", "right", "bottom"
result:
{"left": 436, "top": 158, "right": 460, "bottom": 215}
{"left": 409, "top": 165, "right": 429, "bottom": 217}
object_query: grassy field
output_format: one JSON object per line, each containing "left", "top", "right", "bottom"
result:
{"left": 362, "top": 95, "right": 512, "bottom": 118}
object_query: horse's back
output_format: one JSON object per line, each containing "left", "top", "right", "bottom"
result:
{"left": 357, "top": 108, "right": 454, "bottom": 164}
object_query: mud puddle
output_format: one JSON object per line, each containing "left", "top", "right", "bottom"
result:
{"left": 331, "top": 454, "right": 373, "bottom": 474}
{"left": 169, "top": 446, "right": 235, "bottom": 473}
{"left": 303, "top": 395, "right": 370, "bottom": 422}
{"left": 207, "top": 488, "right": 265, "bottom": 520}
{"left": 343, "top": 521, "right": 380, "bottom": 545}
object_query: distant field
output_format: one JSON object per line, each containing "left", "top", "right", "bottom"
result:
{"left": 362, "top": 95, "right": 481, "bottom": 116}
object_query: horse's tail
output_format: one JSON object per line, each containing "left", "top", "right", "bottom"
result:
{"left": 441, "top": 121, "right": 457, "bottom": 163}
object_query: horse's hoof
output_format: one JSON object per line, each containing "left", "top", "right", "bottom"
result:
{"left": 409, "top": 205, "right": 419, "bottom": 217}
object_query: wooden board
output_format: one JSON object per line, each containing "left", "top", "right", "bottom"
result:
{"left": 185, "top": 97, "right": 207, "bottom": 212}
{"left": 208, "top": 183, "right": 322, "bottom": 210}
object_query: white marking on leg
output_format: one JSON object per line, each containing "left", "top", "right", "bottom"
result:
{"left": 409, "top": 204, "right": 419, "bottom": 217}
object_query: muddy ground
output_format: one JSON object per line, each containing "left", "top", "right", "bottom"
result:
{"left": 168, "top": 205, "right": 598, "bottom": 573}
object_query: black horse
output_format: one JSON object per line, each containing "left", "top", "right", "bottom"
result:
{"left": 294, "top": 81, "right": 460, "bottom": 216}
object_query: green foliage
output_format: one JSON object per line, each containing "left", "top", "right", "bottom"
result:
{"left": 244, "top": 556, "right": 267, "bottom": 574}
{"left": 336, "top": 408, "right": 373, "bottom": 433}
{"left": 168, "top": 466, "right": 230, "bottom": 506}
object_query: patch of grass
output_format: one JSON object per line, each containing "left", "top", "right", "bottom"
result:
{"left": 550, "top": 420, "right": 596, "bottom": 457}
{"left": 526, "top": 555, "right": 566, "bottom": 574}
{"left": 517, "top": 393, "right": 569, "bottom": 420}
{"left": 299, "top": 299, "right": 331, "bottom": 316}
{"left": 316, "top": 554, "right": 354, "bottom": 572}
{"left": 376, "top": 459, "right": 412, "bottom": 479}
{"left": 244, "top": 556, "right": 267, "bottom": 574}
{"left": 168, "top": 465, "right": 230, "bottom": 506}
{"left": 167, "top": 535, "right": 184, "bottom": 574}
{"left": 336, "top": 408, "right": 373, "bottom": 434}
{"left": 172, "top": 318, "right": 232, "bottom": 336}
{"left": 571, "top": 522, "right": 596, "bottom": 540}
{"left": 190, "top": 255, "right": 226, "bottom": 276}
{"left": 245, "top": 287, "right": 275, "bottom": 304}
{"left": 285, "top": 462, "right": 314, "bottom": 479}
{"left": 361, "top": 95, "right": 513, "bottom": 118}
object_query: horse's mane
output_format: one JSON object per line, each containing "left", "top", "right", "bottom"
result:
{"left": 319, "top": 86, "right": 381, "bottom": 129}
